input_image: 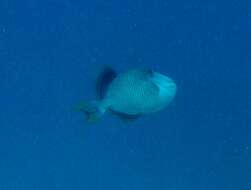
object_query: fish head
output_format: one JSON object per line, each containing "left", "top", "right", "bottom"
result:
{"left": 151, "top": 72, "right": 177, "bottom": 105}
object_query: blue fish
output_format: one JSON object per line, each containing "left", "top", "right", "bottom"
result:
{"left": 77, "top": 66, "right": 177, "bottom": 122}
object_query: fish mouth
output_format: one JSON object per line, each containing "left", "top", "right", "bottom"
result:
{"left": 152, "top": 72, "right": 177, "bottom": 98}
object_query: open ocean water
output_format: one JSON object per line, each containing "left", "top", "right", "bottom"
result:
{"left": 0, "top": 0, "right": 250, "bottom": 189}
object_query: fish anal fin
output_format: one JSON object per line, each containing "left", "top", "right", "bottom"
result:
{"left": 110, "top": 110, "right": 142, "bottom": 122}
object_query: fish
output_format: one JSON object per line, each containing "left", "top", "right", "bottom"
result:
{"left": 76, "top": 66, "right": 177, "bottom": 122}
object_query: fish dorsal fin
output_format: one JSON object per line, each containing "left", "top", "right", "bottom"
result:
{"left": 96, "top": 65, "right": 117, "bottom": 99}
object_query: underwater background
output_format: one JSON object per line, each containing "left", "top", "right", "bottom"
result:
{"left": 0, "top": 0, "right": 250, "bottom": 189}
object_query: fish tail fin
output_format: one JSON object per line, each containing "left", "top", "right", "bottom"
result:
{"left": 75, "top": 101, "right": 105, "bottom": 123}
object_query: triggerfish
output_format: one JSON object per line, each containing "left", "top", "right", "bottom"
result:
{"left": 77, "top": 66, "right": 177, "bottom": 122}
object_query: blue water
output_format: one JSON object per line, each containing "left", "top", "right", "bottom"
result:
{"left": 0, "top": 0, "right": 250, "bottom": 189}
